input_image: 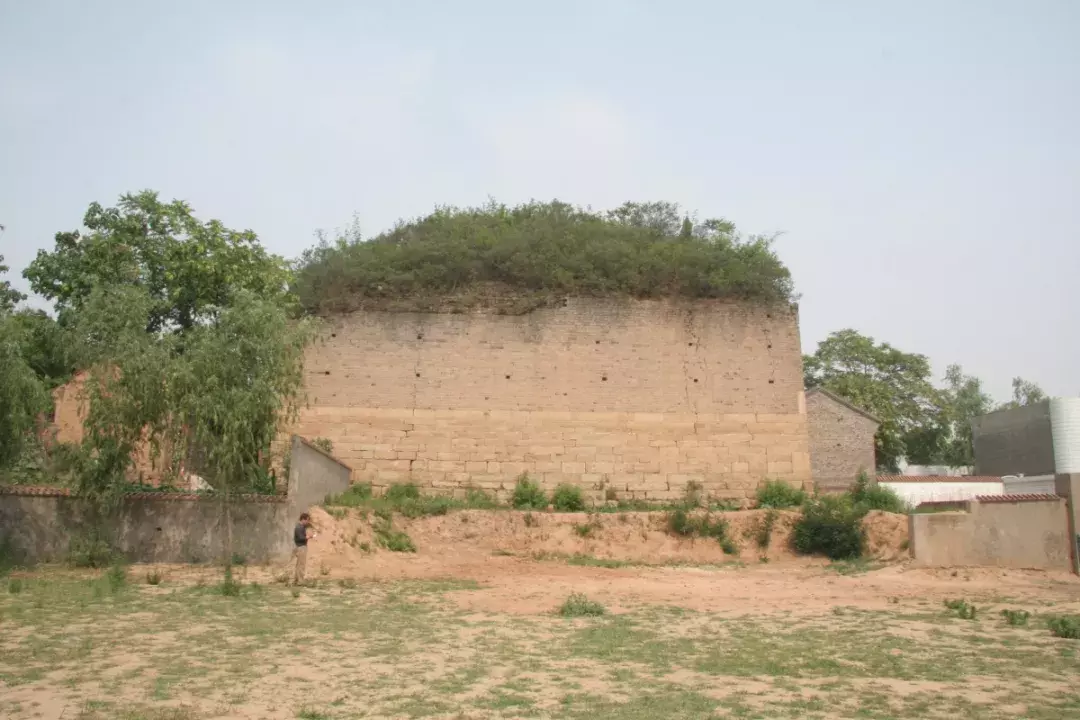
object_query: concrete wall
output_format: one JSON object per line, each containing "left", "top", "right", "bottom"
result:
{"left": 286, "top": 298, "right": 811, "bottom": 504}
{"left": 972, "top": 401, "right": 1056, "bottom": 477}
{"left": 0, "top": 435, "right": 352, "bottom": 565}
{"left": 805, "top": 389, "right": 878, "bottom": 490}
{"left": 910, "top": 496, "right": 1071, "bottom": 569}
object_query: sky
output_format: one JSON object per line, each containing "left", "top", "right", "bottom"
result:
{"left": 1, "top": 0, "right": 1077, "bottom": 401}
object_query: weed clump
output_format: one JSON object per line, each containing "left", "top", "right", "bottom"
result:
{"left": 105, "top": 560, "right": 128, "bottom": 592}
{"left": 69, "top": 530, "right": 114, "bottom": 569}
{"left": 1001, "top": 609, "right": 1030, "bottom": 626}
{"left": 792, "top": 495, "right": 864, "bottom": 560}
{"left": 145, "top": 571, "right": 163, "bottom": 586}
{"left": 754, "top": 509, "right": 778, "bottom": 549}
{"left": 325, "top": 483, "right": 373, "bottom": 508}
{"left": 1047, "top": 615, "right": 1080, "bottom": 639}
{"left": 218, "top": 567, "right": 243, "bottom": 596}
{"left": 552, "top": 483, "right": 586, "bottom": 512}
{"left": 850, "top": 471, "right": 908, "bottom": 514}
{"left": 944, "top": 599, "right": 977, "bottom": 620}
{"left": 559, "top": 592, "right": 607, "bottom": 617}
{"left": 755, "top": 480, "right": 806, "bottom": 509}
{"left": 512, "top": 475, "right": 548, "bottom": 510}
{"left": 8, "top": 578, "right": 23, "bottom": 594}
{"left": 373, "top": 515, "right": 416, "bottom": 553}
{"left": 667, "top": 509, "right": 736, "bottom": 553}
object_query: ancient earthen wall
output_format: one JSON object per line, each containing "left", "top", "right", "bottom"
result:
{"left": 288, "top": 299, "right": 810, "bottom": 504}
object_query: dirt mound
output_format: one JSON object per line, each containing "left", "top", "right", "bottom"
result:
{"left": 303, "top": 506, "right": 910, "bottom": 578}
{"left": 862, "top": 510, "right": 910, "bottom": 561}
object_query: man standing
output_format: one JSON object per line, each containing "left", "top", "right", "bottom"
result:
{"left": 293, "top": 512, "right": 316, "bottom": 584}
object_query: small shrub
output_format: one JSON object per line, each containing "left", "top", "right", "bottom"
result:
{"left": 231, "top": 552, "right": 247, "bottom": 567}
{"left": 668, "top": 508, "right": 694, "bottom": 536}
{"left": 850, "top": 471, "right": 908, "bottom": 514}
{"left": 1047, "top": 615, "right": 1080, "bottom": 639}
{"left": 145, "top": 571, "right": 163, "bottom": 586}
{"left": 291, "top": 587, "right": 302, "bottom": 598}
{"left": 326, "top": 507, "right": 347, "bottom": 520}
{"left": 311, "top": 437, "right": 334, "bottom": 454}
{"left": 464, "top": 487, "right": 498, "bottom": 509}
{"left": 523, "top": 512, "right": 538, "bottom": 528}
{"left": 512, "top": 475, "right": 548, "bottom": 510}
{"left": 755, "top": 479, "right": 806, "bottom": 509}
{"left": 338, "top": 578, "right": 358, "bottom": 589}
{"left": 397, "top": 495, "right": 455, "bottom": 518}
{"left": 552, "top": 484, "right": 586, "bottom": 512}
{"left": 105, "top": 561, "right": 128, "bottom": 592}
{"left": 358, "top": 542, "right": 371, "bottom": 553}
{"left": 1001, "top": 609, "right": 1030, "bottom": 627}
{"left": 325, "top": 483, "right": 373, "bottom": 507}
{"left": 604, "top": 487, "right": 618, "bottom": 502}
{"left": 559, "top": 592, "right": 606, "bottom": 617}
{"left": 574, "top": 522, "right": 597, "bottom": 538}
{"left": 374, "top": 517, "right": 416, "bottom": 553}
{"left": 8, "top": 578, "right": 23, "bottom": 594}
{"left": 754, "top": 509, "right": 777, "bottom": 549}
{"left": 69, "top": 531, "right": 114, "bottom": 569}
{"left": 792, "top": 495, "right": 864, "bottom": 560}
{"left": 0, "top": 535, "right": 17, "bottom": 576}
{"left": 944, "top": 598, "right": 977, "bottom": 620}
{"left": 720, "top": 538, "right": 739, "bottom": 555}
{"left": 218, "top": 567, "right": 242, "bottom": 596}
{"left": 682, "top": 481, "right": 704, "bottom": 509}
{"left": 384, "top": 483, "right": 421, "bottom": 504}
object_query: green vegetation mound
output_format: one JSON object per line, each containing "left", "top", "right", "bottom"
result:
{"left": 293, "top": 200, "right": 794, "bottom": 314}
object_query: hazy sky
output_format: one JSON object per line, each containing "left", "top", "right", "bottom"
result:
{"left": 1, "top": 1, "right": 1077, "bottom": 401}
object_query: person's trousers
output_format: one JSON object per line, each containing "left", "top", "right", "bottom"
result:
{"left": 293, "top": 545, "right": 308, "bottom": 584}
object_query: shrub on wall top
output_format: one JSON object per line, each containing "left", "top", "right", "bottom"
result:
{"left": 293, "top": 200, "right": 795, "bottom": 314}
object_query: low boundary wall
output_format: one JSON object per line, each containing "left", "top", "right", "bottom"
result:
{"left": 910, "top": 494, "right": 1071, "bottom": 570}
{"left": 0, "top": 435, "right": 350, "bottom": 565}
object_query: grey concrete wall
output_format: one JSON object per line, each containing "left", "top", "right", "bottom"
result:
{"left": 910, "top": 497, "right": 1071, "bottom": 569}
{"left": 0, "top": 435, "right": 352, "bottom": 565}
{"left": 287, "top": 435, "right": 352, "bottom": 514}
{"left": 972, "top": 401, "right": 1055, "bottom": 476}
{"left": 806, "top": 390, "right": 878, "bottom": 491}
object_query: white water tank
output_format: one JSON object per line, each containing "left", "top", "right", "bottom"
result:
{"left": 1050, "top": 397, "right": 1080, "bottom": 474}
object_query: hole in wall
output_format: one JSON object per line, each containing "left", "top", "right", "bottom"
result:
{"left": 688, "top": 342, "right": 694, "bottom": 347}
{"left": 767, "top": 344, "right": 772, "bottom": 349}
{"left": 595, "top": 340, "right": 600, "bottom": 344}
{"left": 768, "top": 379, "right": 775, "bottom": 384}
{"left": 693, "top": 378, "right": 699, "bottom": 383}
{"left": 505, "top": 374, "right": 511, "bottom": 379}
{"left": 415, "top": 373, "right": 421, "bottom": 378}
{"left": 324, "top": 370, "right": 331, "bottom": 375}
{"left": 417, "top": 333, "right": 424, "bottom": 340}
{"left": 330, "top": 333, "right": 337, "bottom": 338}
{"left": 602, "top": 376, "right": 608, "bottom": 381}
{"left": 766, "top": 313, "right": 773, "bottom": 318}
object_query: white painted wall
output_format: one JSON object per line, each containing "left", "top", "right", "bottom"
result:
{"left": 881, "top": 481, "right": 1003, "bottom": 506}
{"left": 1002, "top": 475, "right": 1057, "bottom": 495}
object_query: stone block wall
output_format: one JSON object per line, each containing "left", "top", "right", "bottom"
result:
{"left": 287, "top": 298, "right": 810, "bottom": 503}
{"left": 805, "top": 389, "right": 879, "bottom": 491}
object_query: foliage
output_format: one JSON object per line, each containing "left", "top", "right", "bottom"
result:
{"left": 24, "top": 191, "right": 293, "bottom": 333}
{"left": 850, "top": 471, "right": 908, "bottom": 514}
{"left": 667, "top": 509, "right": 734, "bottom": 552}
{"left": 934, "top": 364, "right": 994, "bottom": 466}
{"left": 105, "top": 560, "right": 128, "bottom": 592}
{"left": 325, "top": 483, "right": 501, "bottom": 518}
{"left": 552, "top": 483, "right": 587, "bottom": 512}
{"left": 792, "top": 495, "right": 865, "bottom": 560}
{"left": 1047, "top": 615, "right": 1080, "bottom": 639}
{"left": 311, "top": 437, "right": 334, "bottom": 454}
{"left": 0, "top": 254, "right": 27, "bottom": 313}
{"left": 512, "top": 475, "right": 548, "bottom": 510}
{"left": 944, "top": 599, "right": 978, "bottom": 620}
{"left": 558, "top": 592, "right": 607, "bottom": 617}
{"left": 804, "top": 329, "right": 942, "bottom": 471}
{"left": 6, "top": 308, "right": 75, "bottom": 390}
{"left": 754, "top": 509, "right": 778, "bottom": 549}
{"left": 293, "top": 200, "right": 795, "bottom": 315}
{"left": 1001, "top": 609, "right": 1030, "bottom": 627}
{"left": 373, "top": 515, "right": 416, "bottom": 552}
{"left": 145, "top": 570, "right": 163, "bottom": 586}
{"left": 68, "top": 529, "right": 115, "bottom": 568}
{"left": 325, "top": 483, "right": 374, "bottom": 507}
{"left": 755, "top": 480, "right": 806, "bottom": 509}
{"left": 0, "top": 314, "right": 50, "bottom": 470}
{"left": 998, "top": 377, "right": 1047, "bottom": 411}
{"left": 384, "top": 483, "right": 421, "bottom": 503}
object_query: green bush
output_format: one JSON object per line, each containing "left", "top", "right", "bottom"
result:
{"left": 8, "top": 578, "right": 23, "bottom": 594}
{"left": 667, "top": 509, "right": 733, "bottom": 549}
{"left": 944, "top": 599, "right": 977, "bottom": 620}
{"left": 552, "top": 484, "right": 586, "bottom": 512}
{"left": 1047, "top": 615, "right": 1080, "bottom": 639}
{"left": 145, "top": 571, "right": 163, "bottom": 586}
{"left": 755, "top": 509, "right": 778, "bottom": 549}
{"left": 218, "top": 567, "right": 242, "bottom": 596}
{"left": 464, "top": 488, "right": 499, "bottom": 509}
{"left": 755, "top": 480, "right": 806, "bottom": 509}
{"left": 792, "top": 495, "right": 864, "bottom": 560}
{"left": 512, "top": 475, "right": 548, "bottom": 510}
{"left": 384, "top": 483, "right": 421, "bottom": 503}
{"left": 293, "top": 200, "right": 795, "bottom": 315}
{"left": 69, "top": 530, "right": 114, "bottom": 569}
{"left": 325, "top": 484, "right": 373, "bottom": 507}
{"left": 559, "top": 592, "right": 607, "bottom": 617}
{"left": 105, "top": 561, "right": 128, "bottom": 592}
{"left": 1001, "top": 609, "right": 1030, "bottom": 626}
{"left": 850, "top": 471, "right": 908, "bottom": 514}
{"left": 373, "top": 516, "right": 416, "bottom": 553}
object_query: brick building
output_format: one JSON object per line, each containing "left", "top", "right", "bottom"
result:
{"left": 285, "top": 298, "right": 812, "bottom": 504}
{"left": 805, "top": 387, "right": 879, "bottom": 491}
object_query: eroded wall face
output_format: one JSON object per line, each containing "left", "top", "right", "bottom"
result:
{"left": 290, "top": 299, "right": 810, "bottom": 503}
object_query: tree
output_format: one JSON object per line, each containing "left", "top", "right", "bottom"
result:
{"left": 937, "top": 364, "right": 994, "bottom": 466}
{"left": 804, "top": 329, "right": 941, "bottom": 471}
{"left": 23, "top": 191, "right": 294, "bottom": 333}
{"left": 0, "top": 316, "right": 50, "bottom": 470}
{"left": 0, "top": 254, "right": 26, "bottom": 314}
{"left": 998, "top": 377, "right": 1047, "bottom": 410}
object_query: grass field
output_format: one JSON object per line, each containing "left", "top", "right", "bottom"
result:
{"left": 2, "top": 565, "right": 1079, "bottom": 719}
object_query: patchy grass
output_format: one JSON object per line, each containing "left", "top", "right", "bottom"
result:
{"left": 2, "top": 569, "right": 1079, "bottom": 719}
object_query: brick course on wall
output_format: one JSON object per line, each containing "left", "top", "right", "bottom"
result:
{"left": 806, "top": 388, "right": 878, "bottom": 490}
{"left": 287, "top": 298, "right": 811, "bottom": 502}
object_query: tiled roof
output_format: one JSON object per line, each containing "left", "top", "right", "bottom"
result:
{"left": 0, "top": 485, "right": 287, "bottom": 503}
{"left": 975, "top": 493, "right": 1062, "bottom": 504}
{"left": 877, "top": 475, "right": 1003, "bottom": 484}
